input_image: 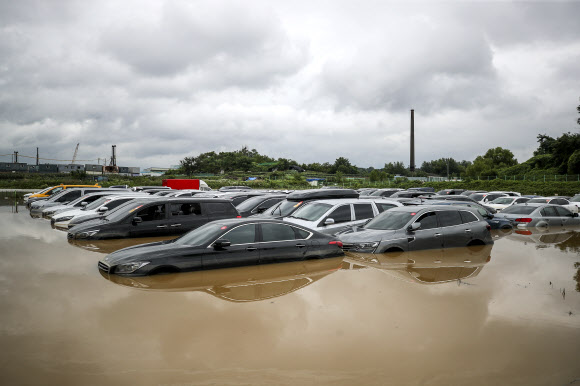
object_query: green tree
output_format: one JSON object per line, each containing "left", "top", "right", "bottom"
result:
{"left": 567, "top": 149, "right": 580, "bottom": 174}
{"left": 384, "top": 161, "right": 407, "bottom": 176}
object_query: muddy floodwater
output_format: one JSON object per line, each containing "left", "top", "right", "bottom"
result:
{"left": 1, "top": 204, "right": 579, "bottom": 385}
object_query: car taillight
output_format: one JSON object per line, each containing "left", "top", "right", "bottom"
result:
{"left": 515, "top": 218, "right": 532, "bottom": 223}
{"left": 329, "top": 241, "right": 343, "bottom": 248}
{"left": 236, "top": 216, "right": 242, "bottom": 218}
{"left": 486, "top": 224, "right": 491, "bottom": 231}
{"left": 515, "top": 230, "right": 532, "bottom": 235}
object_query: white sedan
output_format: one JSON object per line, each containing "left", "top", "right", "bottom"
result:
{"left": 487, "top": 196, "right": 530, "bottom": 211}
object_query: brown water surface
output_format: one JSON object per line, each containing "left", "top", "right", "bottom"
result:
{"left": 1, "top": 205, "right": 579, "bottom": 385}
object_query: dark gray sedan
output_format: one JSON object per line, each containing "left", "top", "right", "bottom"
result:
{"left": 493, "top": 203, "right": 580, "bottom": 228}
{"left": 338, "top": 205, "right": 493, "bottom": 254}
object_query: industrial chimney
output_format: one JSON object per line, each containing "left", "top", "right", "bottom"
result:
{"left": 410, "top": 109, "right": 415, "bottom": 172}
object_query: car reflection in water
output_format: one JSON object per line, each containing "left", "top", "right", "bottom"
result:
{"left": 342, "top": 245, "right": 493, "bottom": 285}
{"left": 100, "top": 257, "right": 344, "bottom": 302}
{"left": 506, "top": 226, "right": 580, "bottom": 248}
{"left": 68, "top": 236, "right": 179, "bottom": 254}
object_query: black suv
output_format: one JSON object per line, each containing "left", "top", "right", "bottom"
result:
{"left": 68, "top": 198, "right": 240, "bottom": 240}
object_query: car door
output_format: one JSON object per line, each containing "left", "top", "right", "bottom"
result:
{"left": 317, "top": 204, "right": 353, "bottom": 235}
{"left": 554, "top": 206, "right": 575, "bottom": 227}
{"left": 408, "top": 211, "right": 444, "bottom": 251}
{"left": 128, "top": 203, "right": 170, "bottom": 237}
{"left": 201, "top": 224, "right": 260, "bottom": 269}
{"left": 437, "top": 210, "right": 471, "bottom": 247}
{"left": 539, "top": 206, "right": 562, "bottom": 226}
{"left": 257, "top": 222, "right": 307, "bottom": 264}
{"left": 167, "top": 202, "right": 208, "bottom": 234}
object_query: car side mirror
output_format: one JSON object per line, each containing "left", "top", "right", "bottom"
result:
{"left": 324, "top": 218, "right": 335, "bottom": 226}
{"left": 407, "top": 222, "right": 420, "bottom": 232}
{"left": 132, "top": 217, "right": 143, "bottom": 225}
{"left": 97, "top": 206, "right": 108, "bottom": 213}
{"left": 256, "top": 207, "right": 268, "bottom": 213}
{"left": 81, "top": 202, "right": 88, "bottom": 207}
{"left": 213, "top": 239, "right": 231, "bottom": 249}
{"left": 486, "top": 213, "right": 494, "bottom": 219}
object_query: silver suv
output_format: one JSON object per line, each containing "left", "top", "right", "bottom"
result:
{"left": 283, "top": 198, "right": 403, "bottom": 235}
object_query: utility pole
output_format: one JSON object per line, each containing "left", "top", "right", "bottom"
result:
{"left": 14, "top": 151, "right": 18, "bottom": 163}
{"left": 410, "top": 109, "right": 415, "bottom": 172}
{"left": 446, "top": 158, "right": 450, "bottom": 181}
{"left": 36, "top": 148, "right": 39, "bottom": 166}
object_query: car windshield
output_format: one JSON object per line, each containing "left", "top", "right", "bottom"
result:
{"left": 364, "top": 210, "right": 414, "bottom": 230}
{"left": 173, "top": 223, "right": 226, "bottom": 246}
{"left": 85, "top": 197, "right": 109, "bottom": 210}
{"left": 236, "top": 195, "right": 268, "bottom": 211}
{"left": 469, "top": 193, "right": 486, "bottom": 201}
{"left": 492, "top": 197, "right": 514, "bottom": 205}
{"left": 289, "top": 203, "right": 332, "bottom": 221}
{"left": 104, "top": 201, "right": 144, "bottom": 221}
{"left": 500, "top": 205, "right": 537, "bottom": 215}
{"left": 269, "top": 200, "right": 303, "bottom": 217}
{"left": 527, "top": 198, "right": 550, "bottom": 204}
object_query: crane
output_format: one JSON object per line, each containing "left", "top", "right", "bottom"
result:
{"left": 71, "top": 143, "right": 79, "bottom": 164}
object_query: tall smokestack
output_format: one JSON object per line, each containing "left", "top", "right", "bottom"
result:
{"left": 410, "top": 109, "right": 415, "bottom": 172}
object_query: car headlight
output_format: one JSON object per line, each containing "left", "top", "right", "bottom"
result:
{"left": 354, "top": 241, "right": 380, "bottom": 252}
{"left": 76, "top": 230, "right": 100, "bottom": 239}
{"left": 56, "top": 215, "right": 74, "bottom": 222}
{"left": 114, "top": 262, "right": 150, "bottom": 274}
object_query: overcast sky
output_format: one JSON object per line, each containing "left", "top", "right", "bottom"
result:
{"left": 1, "top": 0, "right": 579, "bottom": 170}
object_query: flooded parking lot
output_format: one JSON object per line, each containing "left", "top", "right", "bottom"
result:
{"left": 1, "top": 204, "right": 579, "bottom": 385}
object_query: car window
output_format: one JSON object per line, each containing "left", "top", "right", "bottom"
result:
{"left": 540, "top": 206, "right": 558, "bottom": 217}
{"left": 231, "top": 196, "right": 248, "bottom": 206}
{"left": 206, "top": 202, "right": 236, "bottom": 215}
{"left": 553, "top": 199, "right": 568, "bottom": 205}
{"left": 293, "top": 227, "right": 311, "bottom": 239}
{"left": 290, "top": 203, "right": 332, "bottom": 221}
{"left": 261, "top": 223, "right": 296, "bottom": 242}
{"left": 57, "top": 190, "right": 82, "bottom": 202}
{"left": 170, "top": 203, "right": 202, "bottom": 217}
{"left": 365, "top": 210, "right": 414, "bottom": 230}
{"left": 459, "top": 211, "right": 479, "bottom": 224}
{"left": 135, "top": 204, "right": 166, "bottom": 221}
{"left": 438, "top": 210, "right": 462, "bottom": 227}
{"left": 327, "top": 205, "right": 352, "bottom": 224}
{"left": 416, "top": 212, "right": 437, "bottom": 230}
{"left": 353, "top": 203, "right": 374, "bottom": 220}
{"left": 515, "top": 198, "right": 529, "bottom": 204}
{"left": 554, "top": 206, "right": 572, "bottom": 216}
{"left": 223, "top": 224, "right": 257, "bottom": 245}
{"left": 571, "top": 194, "right": 580, "bottom": 202}
{"left": 528, "top": 198, "right": 550, "bottom": 204}
{"left": 103, "top": 198, "right": 133, "bottom": 211}
{"left": 376, "top": 203, "right": 397, "bottom": 213}
{"left": 501, "top": 206, "right": 536, "bottom": 215}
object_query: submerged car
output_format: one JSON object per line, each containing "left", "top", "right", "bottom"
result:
{"left": 487, "top": 196, "right": 530, "bottom": 211}
{"left": 68, "top": 198, "right": 240, "bottom": 240}
{"left": 284, "top": 198, "right": 403, "bottom": 235}
{"left": 493, "top": 203, "right": 580, "bottom": 228}
{"left": 251, "top": 188, "right": 360, "bottom": 219}
{"left": 235, "top": 194, "right": 286, "bottom": 217}
{"left": 97, "top": 219, "right": 345, "bottom": 276}
{"left": 525, "top": 197, "right": 578, "bottom": 213}
{"left": 338, "top": 205, "right": 493, "bottom": 253}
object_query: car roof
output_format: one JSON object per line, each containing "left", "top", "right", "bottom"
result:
{"left": 302, "top": 198, "right": 376, "bottom": 205}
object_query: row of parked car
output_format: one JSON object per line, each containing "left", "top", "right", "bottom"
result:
{"left": 22, "top": 184, "right": 580, "bottom": 277}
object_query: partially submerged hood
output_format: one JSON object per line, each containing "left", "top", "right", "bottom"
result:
{"left": 338, "top": 228, "right": 398, "bottom": 243}
{"left": 102, "top": 241, "right": 201, "bottom": 266}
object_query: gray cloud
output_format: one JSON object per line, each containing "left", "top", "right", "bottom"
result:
{"left": 0, "top": 0, "right": 579, "bottom": 169}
